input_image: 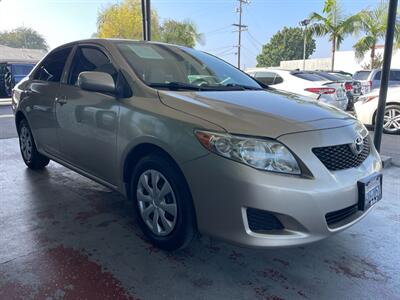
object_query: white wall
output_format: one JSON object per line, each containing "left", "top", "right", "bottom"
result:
{"left": 279, "top": 48, "right": 400, "bottom": 73}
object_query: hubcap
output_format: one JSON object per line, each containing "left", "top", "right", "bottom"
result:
{"left": 19, "top": 125, "right": 33, "bottom": 161}
{"left": 136, "top": 169, "right": 177, "bottom": 236}
{"left": 383, "top": 107, "right": 400, "bottom": 132}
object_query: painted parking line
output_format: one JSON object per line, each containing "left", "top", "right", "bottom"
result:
{"left": 0, "top": 114, "right": 14, "bottom": 119}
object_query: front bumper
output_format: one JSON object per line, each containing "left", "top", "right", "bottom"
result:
{"left": 181, "top": 125, "right": 382, "bottom": 248}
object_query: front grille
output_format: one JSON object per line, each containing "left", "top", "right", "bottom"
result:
{"left": 325, "top": 204, "right": 358, "bottom": 226}
{"left": 312, "top": 137, "right": 370, "bottom": 171}
{"left": 247, "top": 208, "right": 284, "bottom": 232}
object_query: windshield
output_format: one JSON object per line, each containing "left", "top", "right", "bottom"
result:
{"left": 353, "top": 71, "right": 371, "bottom": 80}
{"left": 116, "top": 42, "right": 262, "bottom": 90}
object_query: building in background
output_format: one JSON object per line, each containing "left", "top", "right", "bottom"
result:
{"left": 280, "top": 46, "right": 400, "bottom": 74}
{"left": 0, "top": 45, "right": 46, "bottom": 97}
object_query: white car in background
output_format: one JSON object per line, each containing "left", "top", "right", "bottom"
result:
{"left": 354, "top": 86, "right": 400, "bottom": 134}
{"left": 246, "top": 68, "right": 348, "bottom": 111}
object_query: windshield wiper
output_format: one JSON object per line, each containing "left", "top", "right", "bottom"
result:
{"left": 148, "top": 82, "right": 206, "bottom": 91}
{"left": 148, "top": 82, "right": 264, "bottom": 92}
{"left": 224, "top": 83, "right": 263, "bottom": 90}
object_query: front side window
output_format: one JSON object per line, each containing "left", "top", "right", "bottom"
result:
{"left": 389, "top": 71, "right": 400, "bottom": 81}
{"left": 115, "top": 42, "right": 261, "bottom": 91}
{"left": 33, "top": 47, "right": 72, "bottom": 82}
{"left": 68, "top": 46, "right": 117, "bottom": 85}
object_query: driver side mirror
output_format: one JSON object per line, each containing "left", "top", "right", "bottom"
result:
{"left": 78, "top": 71, "right": 116, "bottom": 94}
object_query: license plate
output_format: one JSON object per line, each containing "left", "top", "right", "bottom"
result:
{"left": 357, "top": 173, "right": 382, "bottom": 211}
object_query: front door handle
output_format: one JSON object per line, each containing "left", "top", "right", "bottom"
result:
{"left": 55, "top": 96, "right": 67, "bottom": 105}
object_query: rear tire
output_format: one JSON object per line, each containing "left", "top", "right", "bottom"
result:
{"left": 130, "top": 153, "right": 197, "bottom": 251}
{"left": 18, "top": 119, "right": 50, "bottom": 169}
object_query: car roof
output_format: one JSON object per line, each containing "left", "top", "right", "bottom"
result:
{"left": 50, "top": 38, "right": 189, "bottom": 52}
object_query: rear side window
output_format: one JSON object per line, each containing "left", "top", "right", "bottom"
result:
{"left": 68, "top": 46, "right": 117, "bottom": 85}
{"left": 389, "top": 70, "right": 400, "bottom": 81}
{"left": 353, "top": 71, "right": 371, "bottom": 80}
{"left": 33, "top": 47, "right": 72, "bottom": 82}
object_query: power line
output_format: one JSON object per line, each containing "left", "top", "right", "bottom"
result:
{"left": 204, "top": 45, "right": 235, "bottom": 53}
{"left": 247, "top": 30, "right": 264, "bottom": 47}
{"left": 203, "top": 25, "right": 232, "bottom": 35}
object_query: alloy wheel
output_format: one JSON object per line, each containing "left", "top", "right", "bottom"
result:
{"left": 19, "top": 125, "right": 33, "bottom": 162}
{"left": 383, "top": 107, "right": 400, "bottom": 133}
{"left": 136, "top": 169, "right": 178, "bottom": 236}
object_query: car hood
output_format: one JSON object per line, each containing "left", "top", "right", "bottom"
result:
{"left": 158, "top": 89, "right": 356, "bottom": 138}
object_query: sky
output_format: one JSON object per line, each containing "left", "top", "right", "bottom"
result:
{"left": 0, "top": 0, "right": 388, "bottom": 67}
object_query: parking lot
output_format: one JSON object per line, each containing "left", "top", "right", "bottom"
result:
{"left": 1, "top": 104, "right": 399, "bottom": 300}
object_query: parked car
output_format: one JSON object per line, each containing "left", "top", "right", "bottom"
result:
{"left": 353, "top": 69, "right": 400, "bottom": 95}
{"left": 13, "top": 39, "right": 382, "bottom": 250}
{"left": 1, "top": 62, "right": 36, "bottom": 97}
{"left": 309, "top": 71, "right": 362, "bottom": 110}
{"left": 354, "top": 86, "right": 400, "bottom": 134}
{"left": 246, "top": 68, "right": 348, "bottom": 111}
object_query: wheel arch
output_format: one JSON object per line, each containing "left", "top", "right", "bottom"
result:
{"left": 372, "top": 101, "right": 400, "bottom": 125}
{"left": 14, "top": 110, "right": 26, "bottom": 132}
{"left": 122, "top": 142, "right": 190, "bottom": 199}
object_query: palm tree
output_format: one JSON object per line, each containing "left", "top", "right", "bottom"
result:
{"left": 308, "top": 0, "right": 359, "bottom": 71}
{"left": 353, "top": 1, "right": 400, "bottom": 68}
{"left": 160, "top": 19, "right": 204, "bottom": 48}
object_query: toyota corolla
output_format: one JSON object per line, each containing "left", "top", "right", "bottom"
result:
{"left": 12, "top": 39, "right": 383, "bottom": 250}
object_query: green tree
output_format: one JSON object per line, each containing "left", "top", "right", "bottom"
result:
{"left": 256, "top": 27, "right": 316, "bottom": 67}
{"left": 353, "top": 1, "right": 400, "bottom": 68}
{"left": 96, "top": 0, "right": 203, "bottom": 48}
{"left": 309, "top": 0, "right": 359, "bottom": 71}
{"left": 0, "top": 27, "right": 48, "bottom": 50}
{"left": 96, "top": 0, "right": 160, "bottom": 40}
{"left": 160, "top": 19, "right": 204, "bottom": 47}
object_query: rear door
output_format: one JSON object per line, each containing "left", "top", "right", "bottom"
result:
{"left": 22, "top": 47, "right": 72, "bottom": 155}
{"left": 55, "top": 44, "right": 120, "bottom": 185}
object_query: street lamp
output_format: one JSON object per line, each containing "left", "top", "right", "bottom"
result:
{"left": 299, "top": 19, "right": 310, "bottom": 71}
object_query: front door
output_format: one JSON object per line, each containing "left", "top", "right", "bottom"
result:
{"left": 55, "top": 45, "right": 120, "bottom": 185}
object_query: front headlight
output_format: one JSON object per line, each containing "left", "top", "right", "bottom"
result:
{"left": 195, "top": 130, "right": 301, "bottom": 175}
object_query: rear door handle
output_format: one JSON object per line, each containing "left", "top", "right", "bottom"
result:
{"left": 55, "top": 96, "right": 67, "bottom": 105}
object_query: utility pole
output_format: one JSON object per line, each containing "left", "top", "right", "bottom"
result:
{"left": 141, "top": 0, "right": 151, "bottom": 41}
{"left": 299, "top": 19, "right": 310, "bottom": 70}
{"left": 373, "top": 0, "right": 398, "bottom": 152}
{"left": 233, "top": 0, "right": 249, "bottom": 69}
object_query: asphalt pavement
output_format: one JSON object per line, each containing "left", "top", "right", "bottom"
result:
{"left": 1, "top": 104, "right": 398, "bottom": 166}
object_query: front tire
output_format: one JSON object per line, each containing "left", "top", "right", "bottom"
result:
{"left": 18, "top": 119, "right": 50, "bottom": 169}
{"left": 382, "top": 104, "right": 400, "bottom": 135}
{"left": 130, "top": 153, "right": 197, "bottom": 251}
